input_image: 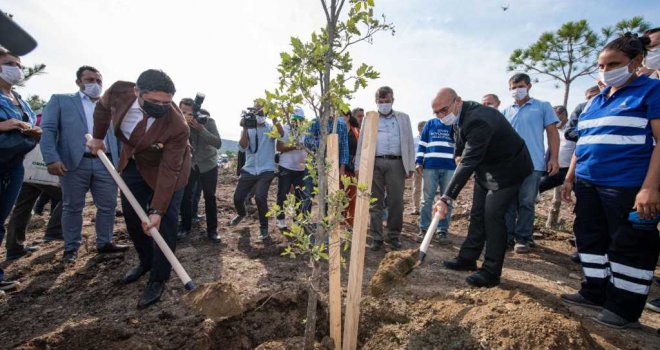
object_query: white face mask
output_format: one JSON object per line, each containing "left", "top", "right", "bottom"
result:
{"left": 440, "top": 112, "right": 458, "bottom": 125}
{"left": 377, "top": 103, "right": 393, "bottom": 115}
{"left": 257, "top": 116, "right": 267, "bottom": 125}
{"left": 83, "top": 83, "right": 102, "bottom": 98}
{"left": 599, "top": 62, "right": 633, "bottom": 88}
{"left": 643, "top": 49, "right": 660, "bottom": 70}
{"left": 0, "top": 65, "right": 24, "bottom": 85}
{"left": 510, "top": 87, "right": 528, "bottom": 101}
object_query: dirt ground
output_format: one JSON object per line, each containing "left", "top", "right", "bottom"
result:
{"left": 1, "top": 168, "right": 659, "bottom": 349}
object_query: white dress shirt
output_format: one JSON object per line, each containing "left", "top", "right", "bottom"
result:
{"left": 120, "top": 99, "right": 154, "bottom": 140}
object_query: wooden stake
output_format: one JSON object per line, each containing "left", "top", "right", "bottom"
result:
{"left": 326, "top": 133, "right": 342, "bottom": 350}
{"left": 342, "top": 111, "right": 378, "bottom": 350}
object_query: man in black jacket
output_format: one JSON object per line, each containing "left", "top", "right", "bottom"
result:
{"left": 432, "top": 88, "right": 533, "bottom": 288}
{"left": 563, "top": 85, "right": 600, "bottom": 142}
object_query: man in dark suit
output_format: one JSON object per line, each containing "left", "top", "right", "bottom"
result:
{"left": 87, "top": 69, "right": 191, "bottom": 308}
{"left": 432, "top": 88, "right": 533, "bottom": 288}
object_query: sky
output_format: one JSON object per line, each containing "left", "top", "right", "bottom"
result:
{"left": 3, "top": 0, "right": 659, "bottom": 140}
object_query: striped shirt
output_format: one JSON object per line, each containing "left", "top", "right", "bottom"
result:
{"left": 415, "top": 118, "right": 456, "bottom": 170}
{"left": 575, "top": 74, "right": 660, "bottom": 187}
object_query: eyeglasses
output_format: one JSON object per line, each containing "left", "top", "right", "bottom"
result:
{"left": 433, "top": 99, "right": 456, "bottom": 116}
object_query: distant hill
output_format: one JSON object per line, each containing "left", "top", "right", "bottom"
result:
{"left": 219, "top": 139, "right": 239, "bottom": 155}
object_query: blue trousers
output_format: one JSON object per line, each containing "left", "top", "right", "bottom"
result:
{"left": 0, "top": 165, "right": 24, "bottom": 281}
{"left": 419, "top": 168, "right": 455, "bottom": 233}
{"left": 506, "top": 170, "right": 543, "bottom": 243}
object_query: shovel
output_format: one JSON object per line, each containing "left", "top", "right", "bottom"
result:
{"left": 418, "top": 212, "right": 441, "bottom": 263}
{"left": 85, "top": 134, "right": 196, "bottom": 291}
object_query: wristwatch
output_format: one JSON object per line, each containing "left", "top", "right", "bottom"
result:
{"left": 440, "top": 195, "right": 454, "bottom": 207}
{"left": 147, "top": 208, "right": 163, "bottom": 216}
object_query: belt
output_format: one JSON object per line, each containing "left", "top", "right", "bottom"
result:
{"left": 375, "top": 155, "right": 402, "bottom": 159}
{"left": 83, "top": 152, "right": 110, "bottom": 158}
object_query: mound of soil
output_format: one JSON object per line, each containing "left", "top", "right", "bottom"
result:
{"left": 183, "top": 281, "right": 243, "bottom": 320}
{"left": 368, "top": 249, "right": 417, "bottom": 297}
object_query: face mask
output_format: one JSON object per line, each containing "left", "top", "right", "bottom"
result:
{"left": 257, "top": 116, "right": 267, "bottom": 124}
{"left": 83, "top": 83, "right": 102, "bottom": 98}
{"left": 0, "top": 65, "right": 24, "bottom": 85}
{"left": 377, "top": 103, "right": 393, "bottom": 115}
{"left": 599, "top": 62, "right": 633, "bottom": 88}
{"left": 141, "top": 99, "right": 171, "bottom": 118}
{"left": 440, "top": 112, "right": 457, "bottom": 125}
{"left": 643, "top": 49, "right": 660, "bottom": 70}
{"left": 510, "top": 87, "right": 528, "bottom": 101}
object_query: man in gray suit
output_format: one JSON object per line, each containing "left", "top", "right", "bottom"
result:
{"left": 41, "top": 66, "right": 128, "bottom": 263}
{"left": 356, "top": 86, "right": 416, "bottom": 251}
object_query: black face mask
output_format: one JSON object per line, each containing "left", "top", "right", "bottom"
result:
{"left": 142, "top": 99, "right": 171, "bottom": 118}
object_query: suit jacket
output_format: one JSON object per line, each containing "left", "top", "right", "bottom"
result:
{"left": 444, "top": 101, "right": 532, "bottom": 199}
{"left": 40, "top": 92, "right": 120, "bottom": 171}
{"left": 355, "top": 110, "right": 416, "bottom": 174}
{"left": 92, "top": 81, "right": 191, "bottom": 213}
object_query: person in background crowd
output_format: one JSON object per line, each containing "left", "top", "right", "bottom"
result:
{"left": 410, "top": 121, "right": 426, "bottom": 216}
{"left": 41, "top": 66, "right": 127, "bottom": 264}
{"left": 87, "top": 69, "right": 191, "bottom": 309}
{"left": 190, "top": 109, "right": 214, "bottom": 223}
{"left": 230, "top": 101, "right": 283, "bottom": 241}
{"left": 177, "top": 99, "right": 221, "bottom": 243}
{"left": 560, "top": 34, "right": 660, "bottom": 329}
{"left": 564, "top": 86, "right": 601, "bottom": 142}
{"left": 501, "top": 73, "right": 560, "bottom": 254}
{"left": 641, "top": 27, "right": 660, "bottom": 79}
{"left": 0, "top": 48, "right": 40, "bottom": 291}
{"left": 353, "top": 107, "right": 365, "bottom": 127}
{"left": 481, "top": 94, "right": 501, "bottom": 109}
{"left": 356, "top": 86, "right": 415, "bottom": 251}
{"left": 538, "top": 105, "right": 574, "bottom": 193}
{"left": 275, "top": 106, "right": 308, "bottom": 230}
{"left": 342, "top": 107, "right": 360, "bottom": 226}
{"left": 417, "top": 108, "right": 457, "bottom": 244}
{"left": 434, "top": 87, "right": 533, "bottom": 288}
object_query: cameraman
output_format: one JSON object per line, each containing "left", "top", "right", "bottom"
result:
{"left": 229, "top": 101, "right": 284, "bottom": 241}
{"left": 177, "top": 98, "right": 221, "bottom": 243}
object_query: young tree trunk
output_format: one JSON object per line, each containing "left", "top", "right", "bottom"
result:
{"left": 303, "top": 259, "right": 321, "bottom": 350}
{"left": 545, "top": 82, "right": 571, "bottom": 228}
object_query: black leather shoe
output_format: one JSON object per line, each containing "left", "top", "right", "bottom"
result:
{"left": 137, "top": 281, "right": 165, "bottom": 309}
{"left": 121, "top": 265, "right": 149, "bottom": 284}
{"left": 176, "top": 230, "right": 190, "bottom": 241}
{"left": 229, "top": 215, "right": 245, "bottom": 226}
{"left": 62, "top": 250, "right": 77, "bottom": 264}
{"left": 466, "top": 270, "right": 500, "bottom": 288}
{"left": 97, "top": 243, "right": 129, "bottom": 253}
{"left": 388, "top": 239, "right": 402, "bottom": 249}
{"left": 42, "top": 235, "right": 63, "bottom": 242}
{"left": 443, "top": 257, "right": 478, "bottom": 271}
{"left": 370, "top": 241, "right": 383, "bottom": 251}
{"left": 207, "top": 232, "right": 221, "bottom": 243}
{"left": 6, "top": 246, "right": 40, "bottom": 261}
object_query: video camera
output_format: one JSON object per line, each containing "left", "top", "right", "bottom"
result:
{"left": 192, "top": 93, "right": 208, "bottom": 124}
{"left": 240, "top": 107, "right": 263, "bottom": 129}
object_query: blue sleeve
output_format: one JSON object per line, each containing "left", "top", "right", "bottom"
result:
{"left": 40, "top": 95, "right": 62, "bottom": 165}
{"left": 338, "top": 122, "right": 349, "bottom": 165}
{"left": 543, "top": 101, "right": 559, "bottom": 127}
{"left": 304, "top": 120, "right": 319, "bottom": 150}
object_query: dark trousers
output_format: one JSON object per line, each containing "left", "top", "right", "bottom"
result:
{"left": 34, "top": 191, "right": 59, "bottom": 214}
{"left": 0, "top": 165, "right": 24, "bottom": 281}
{"left": 276, "top": 166, "right": 306, "bottom": 220}
{"left": 6, "top": 183, "right": 62, "bottom": 255}
{"left": 458, "top": 182, "right": 520, "bottom": 278}
{"left": 121, "top": 160, "right": 184, "bottom": 282}
{"left": 539, "top": 167, "right": 569, "bottom": 193}
{"left": 180, "top": 166, "right": 218, "bottom": 233}
{"left": 233, "top": 170, "right": 275, "bottom": 229}
{"left": 369, "top": 158, "right": 406, "bottom": 242}
{"left": 573, "top": 179, "right": 660, "bottom": 322}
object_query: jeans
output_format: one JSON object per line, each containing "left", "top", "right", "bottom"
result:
{"left": 233, "top": 170, "right": 275, "bottom": 229}
{"left": 276, "top": 166, "right": 306, "bottom": 220}
{"left": 0, "top": 165, "right": 24, "bottom": 281}
{"left": 180, "top": 166, "right": 218, "bottom": 233}
{"left": 121, "top": 160, "right": 184, "bottom": 282}
{"left": 539, "top": 167, "right": 568, "bottom": 193}
{"left": 506, "top": 170, "right": 543, "bottom": 244}
{"left": 420, "top": 168, "right": 455, "bottom": 233}
{"left": 60, "top": 157, "right": 117, "bottom": 252}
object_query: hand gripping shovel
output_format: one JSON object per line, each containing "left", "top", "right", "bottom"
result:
{"left": 418, "top": 212, "right": 441, "bottom": 263}
{"left": 85, "top": 134, "right": 196, "bottom": 290}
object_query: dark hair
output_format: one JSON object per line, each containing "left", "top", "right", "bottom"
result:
{"left": 352, "top": 107, "right": 364, "bottom": 115}
{"left": 553, "top": 105, "right": 567, "bottom": 115}
{"left": 375, "top": 86, "right": 394, "bottom": 99}
{"left": 644, "top": 27, "right": 660, "bottom": 36}
{"left": 76, "top": 65, "right": 99, "bottom": 80}
{"left": 603, "top": 32, "right": 650, "bottom": 59}
{"left": 199, "top": 108, "right": 210, "bottom": 116}
{"left": 341, "top": 108, "right": 352, "bottom": 118}
{"left": 136, "top": 69, "right": 176, "bottom": 94}
{"left": 348, "top": 116, "right": 360, "bottom": 128}
{"left": 179, "top": 97, "right": 193, "bottom": 108}
{"left": 509, "top": 73, "right": 531, "bottom": 85}
{"left": 483, "top": 93, "right": 500, "bottom": 102}
{"left": 585, "top": 85, "right": 600, "bottom": 94}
